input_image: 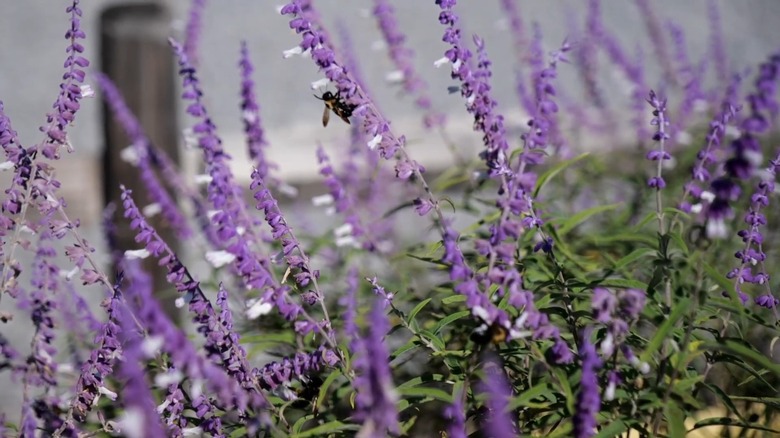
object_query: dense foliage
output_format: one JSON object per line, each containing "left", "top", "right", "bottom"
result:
{"left": 1, "top": 0, "right": 779, "bottom": 437}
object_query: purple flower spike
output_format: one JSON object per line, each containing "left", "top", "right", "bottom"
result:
{"left": 480, "top": 358, "right": 516, "bottom": 438}
{"left": 435, "top": 0, "right": 509, "bottom": 174}
{"left": 353, "top": 299, "right": 399, "bottom": 437}
{"left": 573, "top": 330, "right": 602, "bottom": 438}
{"left": 372, "top": 0, "right": 444, "bottom": 128}
{"left": 239, "top": 41, "right": 276, "bottom": 181}
{"left": 443, "top": 390, "right": 467, "bottom": 438}
{"left": 183, "top": 0, "right": 207, "bottom": 66}
{"left": 40, "top": 0, "right": 90, "bottom": 159}
{"left": 281, "top": 0, "right": 405, "bottom": 159}
{"left": 116, "top": 306, "right": 167, "bottom": 438}
{"left": 96, "top": 73, "right": 192, "bottom": 240}
{"left": 755, "top": 294, "right": 779, "bottom": 309}
{"left": 646, "top": 90, "right": 670, "bottom": 190}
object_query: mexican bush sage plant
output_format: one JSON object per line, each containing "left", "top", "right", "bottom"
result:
{"left": 1, "top": 0, "right": 780, "bottom": 437}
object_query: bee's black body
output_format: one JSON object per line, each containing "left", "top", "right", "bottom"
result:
{"left": 314, "top": 90, "right": 357, "bottom": 127}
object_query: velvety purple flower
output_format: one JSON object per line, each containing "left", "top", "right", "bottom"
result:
{"left": 124, "top": 262, "right": 265, "bottom": 418}
{"left": 353, "top": 299, "right": 399, "bottom": 437}
{"left": 727, "top": 151, "right": 780, "bottom": 306}
{"left": 67, "top": 292, "right": 122, "bottom": 425}
{"left": 646, "top": 90, "right": 670, "bottom": 190}
{"left": 479, "top": 358, "right": 516, "bottom": 438}
{"left": 96, "top": 73, "right": 192, "bottom": 239}
{"left": 239, "top": 41, "right": 276, "bottom": 181}
{"left": 707, "top": 0, "right": 729, "bottom": 85}
{"left": 281, "top": 0, "right": 406, "bottom": 159}
{"left": 183, "top": 0, "right": 207, "bottom": 66}
{"left": 443, "top": 390, "right": 467, "bottom": 438}
{"left": 19, "top": 233, "right": 60, "bottom": 392}
{"left": 251, "top": 169, "right": 318, "bottom": 289}
{"left": 116, "top": 306, "right": 167, "bottom": 438}
{"left": 573, "top": 330, "right": 602, "bottom": 438}
{"left": 755, "top": 294, "right": 779, "bottom": 309}
{"left": 372, "top": 0, "right": 444, "bottom": 128}
{"left": 316, "top": 145, "right": 372, "bottom": 249}
{"left": 120, "top": 189, "right": 277, "bottom": 402}
{"left": 40, "top": 0, "right": 89, "bottom": 159}
{"left": 592, "top": 287, "right": 617, "bottom": 323}
{"left": 680, "top": 74, "right": 742, "bottom": 213}
{"left": 633, "top": 0, "right": 675, "bottom": 85}
{"left": 435, "top": 0, "right": 509, "bottom": 174}
{"left": 586, "top": 0, "right": 640, "bottom": 81}
{"left": 667, "top": 22, "right": 708, "bottom": 140}
{"left": 255, "top": 345, "right": 338, "bottom": 392}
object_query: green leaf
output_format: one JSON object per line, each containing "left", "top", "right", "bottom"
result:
{"left": 508, "top": 382, "right": 552, "bottom": 410}
{"left": 592, "top": 421, "right": 628, "bottom": 438}
{"left": 706, "top": 339, "right": 780, "bottom": 376}
{"left": 664, "top": 403, "right": 686, "bottom": 438}
{"left": 555, "top": 203, "right": 620, "bottom": 236}
{"left": 612, "top": 248, "right": 656, "bottom": 270}
{"left": 552, "top": 368, "right": 575, "bottom": 414}
{"left": 640, "top": 298, "right": 691, "bottom": 363}
{"left": 291, "top": 415, "right": 315, "bottom": 434}
{"left": 702, "top": 383, "right": 746, "bottom": 422}
{"left": 433, "top": 310, "right": 471, "bottom": 334}
{"left": 533, "top": 153, "right": 591, "bottom": 198}
{"left": 316, "top": 369, "right": 343, "bottom": 412}
{"left": 396, "top": 374, "right": 446, "bottom": 389}
{"left": 442, "top": 295, "right": 466, "bottom": 305}
{"left": 290, "top": 421, "right": 358, "bottom": 438}
{"left": 597, "top": 278, "right": 649, "bottom": 290}
{"left": 407, "top": 298, "right": 433, "bottom": 327}
{"left": 396, "top": 386, "right": 452, "bottom": 403}
{"left": 688, "top": 417, "right": 780, "bottom": 434}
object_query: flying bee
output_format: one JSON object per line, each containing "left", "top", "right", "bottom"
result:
{"left": 470, "top": 321, "right": 509, "bottom": 346}
{"left": 313, "top": 90, "right": 357, "bottom": 127}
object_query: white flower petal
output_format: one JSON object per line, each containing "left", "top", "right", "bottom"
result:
{"left": 283, "top": 46, "right": 304, "bottom": 58}
{"left": 0, "top": 161, "right": 14, "bottom": 171}
{"left": 433, "top": 56, "right": 450, "bottom": 68}
{"left": 124, "top": 249, "right": 151, "bottom": 260}
{"left": 367, "top": 134, "right": 382, "bottom": 150}
{"left": 312, "top": 194, "right": 334, "bottom": 207}
{"left": 205, "top": 250, "right": 236, "bottom": 268}
{"left": 141, "top": 203, "right": 162, "bottom": 218}
{"left": 385, "top": 70, "right": 404, "bottom": 83}
{"left": 310, "top": 78, "right": 329, "bottom": 90}
{"left": 120, "top": 146, "right": 140, "bottom": 165}
{"left": 246, "top": 299, "right": 273, "bottom": 320}
{"left": 194, "top": 174, "right": 213, "bottom": 184}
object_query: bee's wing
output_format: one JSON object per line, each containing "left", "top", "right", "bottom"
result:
{"left": 338, "top": 111, "right": 351, "bottom": 125}
{"left": 322, "top": 105, "right": 330, "bottom": 127}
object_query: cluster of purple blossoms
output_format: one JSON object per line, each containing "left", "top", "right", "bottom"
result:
{"left": 281, "top": 0, "right": 407, "bottom": 160}
{"left": 646, "top": 90, "right": 671, "bottom": 190}
{"left": 679, "top": 74, "right": 743, "bottom": 216}
{"left": 351, "top": 299, "right": 399, "bottom": 437}
{"left": 726, "top": 152, "right": 780, "bottom": 309}
{"left": 96, "top": 73, "right": 192, "bottom": 240}
{"left": 40, "top": 0, "right": 89, "bottom": 159}
{"left": 435, "top": 0, "right": 509, "bottom": 174}
{"left": 68, "top": 289, "right": 122, "bottom": 425}
{"left": 239, "top": 41, "right": 276, "bottom": 182}
{"left": 255, "top": 345, "right": 338, "bottom": 393}
{"left": 573, "top": 330, "right": 602, "bottom": 438}
{"left": 316, "top": 145, "right": 369, "bottom": 250}
{"left": 372, "top": 0, "right": 445, "bottom": 129}
{"left": 706, "top": 53, "right": 780, "bottom": 237}
{"left": 479, "top": 358, "right": 516, "bottom": 438}
{"left": 251, "top": 170, "right": 317, "bottom": 289}
{"left": 115, "top": 306, "right": 167, "bottom": 438}
{"left": 591, "top": 287, "right": 647, "bottom": 369}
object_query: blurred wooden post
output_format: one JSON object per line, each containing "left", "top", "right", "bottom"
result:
{"left": 100, "top": 3, "right": 181, "bottom": 320}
